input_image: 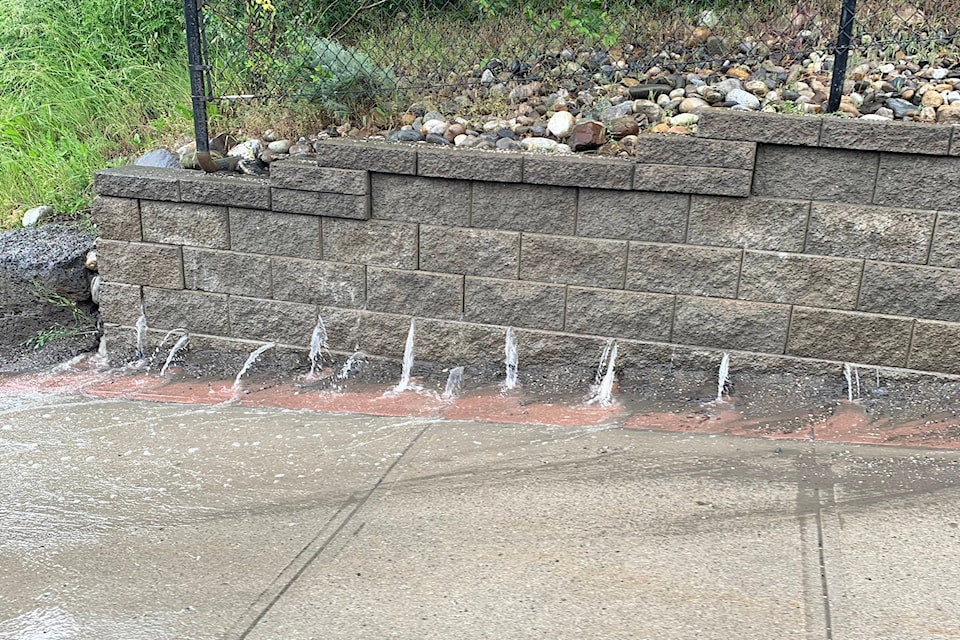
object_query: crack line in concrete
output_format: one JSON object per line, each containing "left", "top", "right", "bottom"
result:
{"left": 813, "top": 487, "right": 834, "bottom": 640}
{"left": 222, "top": 424, "right": 431, "bottom": 640}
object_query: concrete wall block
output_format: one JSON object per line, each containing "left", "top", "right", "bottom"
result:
{"left": 366, "top": 267, "right": 463, "bottom": 319}
{"left": 472, "top": 182, "right": 576, "bottom": 234}
{"left": 520, "top": 233, "right": 627, "bottom": 288}
{"left": 140, "top": 201, "right": 229, "bottom": 249}
{"left": 419, "top": 225, "right": 520, "bottom": 278}
{"left": 929, "top": 212, "right": 960, "bottom": 268}
{"left": 696, "top": 109, "right": 822, "bottom": 146}
{"left": 96, "top": 282, "right": 142, "bottom": 326}
{"left": 272, "top": 188, "right": 369, "bottom": 219}
{"left": 786, "top": 307, "right": 913, "bottom": 367}
{"left": 322, "top": 218, "right": 418, "bottom": 269}
{"left": 408, "top": 317, "right": 507, "bottom": 364}
{"left": 417, "top": 148, "right": 522, "bottom": 182}
{"left": 96, "top": 239, "right": 183, "bottom": 289}
{"left": 626, "top": 242, "right": 741, "bottom": 298}
{"left": 633, "top": 135, "right": 757, "bottom": 169}
{"left": 576, "top": 189, "right": 688, "bottom": 243}
{"left": 179, "top": 173, "right": 270, "bottom": 209}
{"left": 908, "top": 320, "right": 960, "bottom": 375}
{"left": 271, "top": 256, "right": 366, "bottom": 308}
{"left": 229, "top": 295, "right": 317, "bottom": 346}
{"left": 673, "top": 296, "right": 790, "bottom": 353}
{"left": 874, "top": 153, "right": 960, "bottom": 210}
{"left": 806, "top": 202, "right": 936, "bottom": 264}
{"left": 270, "top": 161, "right": 368, "bottom": 195}
{"left": 352, "top": 310, "right": 420, "bottom": 359}
{"left": 752, "top": 145, "right": 877, "bottom": 202}
{"left": 93, "top": 166, "right": 180, "bottom": 201}
{"left": 182, "top": 247, "right": 270, "bottom": 297}
{"left": 859, "top": 261, "right": 960, "bottom": 323}
{"left": 463, "top": 276, "right": 565, "bottom": 330}
{"left": 633, "top": 164, "right": 752, "bottom": 197}
{"left": 370, "top": 173, "right": 470, "bottom": 226}
{"left": 142, "top": 287, "right": 230, "bottom": 335}
{"left": 738, "top": 251, "right": 862, "bottom": 310}
{"left": 229, "top": 208, "right": 320, "bottom": 259}
{"left": 523, "top": 154, "right": 633, "bottom": 190}
{"left": 314, "top": 140, "right": 417, "bottom": 175}
{"left": 510, "top": 329, "right": 615, "bottom": 368}
{"left": 819, "top": 118, "right": 952, "bottom": 155}
{"left": 90, "top": 196, "right": 142, "bottom": 241}
{"left": 564, "top": 287, "right": 674, "bottom": 341}
{"left": 688, "top": 196, "right": 809, "bottom": 252}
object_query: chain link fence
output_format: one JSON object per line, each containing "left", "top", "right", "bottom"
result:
{"left": 182, "top": 0, "right": 960, "bottom": 156}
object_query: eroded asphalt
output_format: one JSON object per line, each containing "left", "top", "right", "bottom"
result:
{"left": 1, "top": 388, "right": 959, "bottom": 640}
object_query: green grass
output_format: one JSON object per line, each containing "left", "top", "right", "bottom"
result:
{"left": 0, "top": 0, "right": 193, "bottom": 228}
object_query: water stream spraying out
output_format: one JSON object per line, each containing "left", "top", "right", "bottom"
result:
{"left": 843, "top": 363, "right": 853, "bottom": 402}
{"left": 337, "top": 346, "right": 365, "bottom": 381}
{"left": 442, "top": 366, "right": 465, "bottom": 400}
{"left": 159, "top": 334, "right": 190, "bottom": 376}
{"left": 716, "top": 353, "right": 730, "bottom": 403}
{"left": 233, "top": 342, "right": 276, "bottom": 392}
{"left": 134, "top": 304, "right": 148, "bottom": 358}
{"left": 843, "top": 363, "right": 862, "bottom": 401}
{"left": 588, "top": 341, "right": 618, "bottom": 406}
{"left": 394, "top": 320, "right": 416, "bottom": 392}
{"left": 308, "top": 315, "right": 329, "bottom": 376}
{"left": 504, "top": 327, "right": 518, "bottom": 390}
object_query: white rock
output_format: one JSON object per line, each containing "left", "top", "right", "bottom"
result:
{"left": 90, "top": 275, "right": 102, "bottom": 304}
{"left": 22, "top": 205, "right": 53, "bottom": 227}
{"left": 547, "top": 111, "right": 576, "bottom": 138}
{"left": 669, "top": 113, "right": 699, "bottom": 126}
{"left": 727, "top": 88, "right": 761, "bottom": 109}
{"left": 267, "top": 139, "right": 292, "bottom": 153}
{"left": 228, "top": 139, "right": 262, "bottom": 160}
{"left": 85, "top": 250, "right": 98, "bottom": 271}
{"left": 879, "top": 63, "right": 895, "bottom": 74}
{"left": 656, "top": 94, "right": 671, "bottom": 107}
{"left": 944, "top": 91, "right": 960, "bottom": 104}
{"left": 556, "top": 144, "right": 572, "bottom": 153}
{"left": 874, "top": 107, "right": 895, "bottom": 119}
{"left": 933, "top": 68, "right": 948, "bottom": 80}
{"left": 483, "top": 120, "right": 506, "bottom": 132}
{"left": 423, "top": 119, "right": 448, "bottom": 136}
{"left": 521, "top": 137, "right": 559, "bottom": 152}
{"left": 480, "top": 68, "right": 496, "bottom": 86}
{"left": 669, "top": 88, "right": 686, "bottom": 100}
{"left": 861, "top": 113, "right": 892, "bottom": 121}
{"left": 453, "top": 134, "right": 470, "bottom": 147}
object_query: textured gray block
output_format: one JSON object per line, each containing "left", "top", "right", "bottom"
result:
{"left": 564, "top": 287, "right": 674, "bottom": 341}
{"left": 272, "top": 188, "right": 369, "bottom": 219}
{"left": 625, "top": 242, "right": 741, "bottom": 298}
{"left": 409, "top": 317, "right": 508, "bottom": 364}
{"left": 752, "top": 145, "right": 878, "bottom": 203}
{"left": 140, "top": 201, "right": 229, "bottom": 249}
{"left": 366, "top": 268, "right": 463, "bottom": 319}
{"left": 94, "top": 166, "right": 180, "bottom": 201}
{"left": 873, "top": 153, "right": 960, "bottom": 210}
{"left": 182, "top": 247, "right": 271, "bottom": 297}
{"left": 806, "top": 202, "right": 936, "bottom": 264}
{"left": 322, "top": 218, "right": 418, "bottom": 269}
{"left": 142, "top": 287, "right": 230, "bottom": 335}
{"left": 688, "top": 196, "right": 809, "bottom": 251}
{"left": 577, "top": 189, "right": 688, "bottom": 243}
{"left": 96, "top": 239, "right": 183, "bottom": 289}
{"left": 520, "top": 234, "right": 627, "bottom": 288}
{"left": 633, "top": 164, "right": 752, "bottom": 197}
{"left": 523, "top": 154, "right": 633, "bottom": 190}
{"left": 510, "top": 329, "right": 615, "bottom": 367}
{"left": 463, "top": 277, "right": 566, "bottom": 330}
{"left": 419, "top": 225, "right": 520, "bottom": 278}
{"left": 472, "top": 182, "right": 576, "bottom": 234}
{"left": 270, "top": 162, "right": 368, "bottom": 195}
{"left": 417, "top": 148, "right": 522, "bottom": 182}
{"left": 370, "top": 173, "right": 470, "bottom": 225}
{"left": 859, "top": 261, "right": 960, "bottom": 323}
{"left": 738, "top": 251, "right": 862, "bottom": 310}
{"left": 908, "top": 320, "right": 960, "bottom": 374}
{"left": 96, "top": 282, "right": 142, "bottom": 326}
{"left": 633, "top": 135, "right": 757, "bottom": 169}
{"left": 314, "top": 140, "right": 417, "bottom": 175}
{"left": 786, "top": 307, "right": 913, "bottom": 367}
{"left": 178, "top": 173, "right": 270, "bottom": 209}
{"left": 929, "top": 212, "right": 960, "bottom": 268}
{"left": 271, "top": 257, "right": 365, "bottom": 308}
{"left": 90, "top": 196, "right": 142, "bottom": 242}
{"left": 696, "top": 109, "right": 822, "bottom": 146}
{"left": 229, "top": 208, "right": 320, "bottom": 259}
{"left": 672, "top": 296, "right": 790, "bottom": 353}
{"left": 819, "top": 117, "right": 952, "bottom": 155}
{"left": 228, "top": 295, "right": 317, "bottom": 346}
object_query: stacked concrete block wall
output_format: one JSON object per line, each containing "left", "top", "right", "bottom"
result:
{"left": 92, "top": 110, "right": 960, "bottom": 376}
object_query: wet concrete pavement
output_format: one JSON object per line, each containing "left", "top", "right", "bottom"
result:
{"left": 1, "top": 391, "right": 959, "bottom": 639}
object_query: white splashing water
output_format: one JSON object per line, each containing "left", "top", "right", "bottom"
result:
{"left": 504, "top": 327, "right": 518, "bottom": 390}
{"left": 843, "top": 363, "right": 854, "bottom": 402}
{"left": 394, "top": 319, "right": 416, "bottom": 392}
{"left": 309, "top": 315, "right": 329, "bottom": 376}
{"left": 442, "top": 366, "right": 465, "bottom": 400}
{"left": 588, "top": 341, "right": 618, "bottom": 406}
{"left": 134, "top": 304, "right": 148, "bottom": 358}
{"left": 337, "top": 346, "right": 365, "bottom": 381}
{"left": 233, "top": 342, "right": 276, "bottom": 391}
{"left": 716, "top": 352, "right": 730, "bottom": 403}
{"left": 159, "top": 334, "right": 189, "bottom": 376}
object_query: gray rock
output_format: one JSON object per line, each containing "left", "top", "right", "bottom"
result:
{"left": 423, "top": 110, "right": 445, "bottom": 123}
{"left": 389, "top": 130, "right": 425, "bottom": 143}
{"left": 480, "top": 68, "right": 496, "bottom": 86}
{"left": 267, "top": 139, "right": 293, "bottom": 153}
{"left": 716, "top": 78, "right": 743, "bottom": 96}
{"left": 632, "top": 99, "right": 664, "bottom": 123}
{"left": 601, "top": 101, "right": 634, "bottom": 121}
{"left": 134, "top": 149, "right": 180, "bottom": 169}
{"left": 521, "top": 137, "right": 559, "bottom": 152}
{"left": 22, "top": 205, "right": 53, "bottom": 228}
{"left": 228, "top": 139, "right": 262, "bottom": 160}
{"left": 726, "top": 88, "right": 761, "bottom": 109}
{"left": 425, "top": 133, "right": 451, "bottom": 145}
{"left": 886, "top": 97, "right": 918, "bottom": 119}
{"left": 0, "top": 224, "right": 95, "bottom": 302}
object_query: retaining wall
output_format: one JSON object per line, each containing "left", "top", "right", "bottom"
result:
{"left": 92, "top": 109, "right": 960, "bottom": 377}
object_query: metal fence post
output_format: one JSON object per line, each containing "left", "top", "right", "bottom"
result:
{"left": 827, "top": 0, "right": 857, "bottom": 113}
{"left": 183, "top": 0, "right": 217, "bottom": 172}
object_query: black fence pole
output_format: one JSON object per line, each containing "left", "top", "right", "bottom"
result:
{"left": 827, "top": 0, "right": 857, "bottom": 113}
{"left": 183, "top": 0, "right": 217, "bottom": 172}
